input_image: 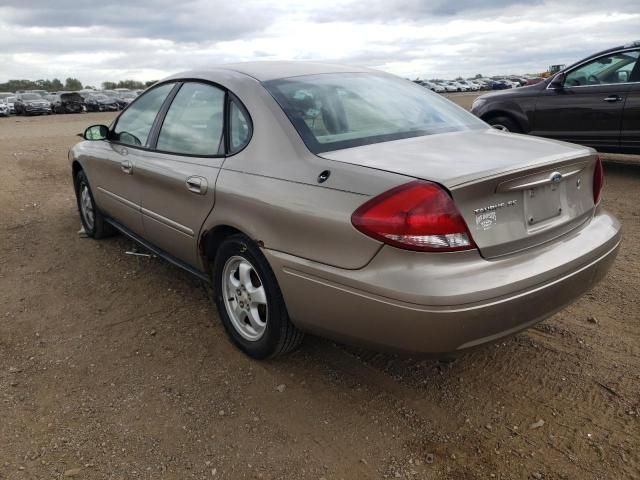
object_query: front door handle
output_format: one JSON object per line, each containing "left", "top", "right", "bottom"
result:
{"left": 186, "top": 176, "right": 208, "bottom": 194}
{"left": 603, "top": 95, "right": 623, "bottom": 102}
{"left": 120, "top": 159, "right": 133, "bottom": 175}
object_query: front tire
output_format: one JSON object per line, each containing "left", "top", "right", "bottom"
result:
{"left": 212, "top": 234, "right": 303, "bottom": 358}
{"left": 74, "top": 170, "right": 115, "bottom": 239}
{"left": 486, "top": 115, "right": 521, "bottom": 133}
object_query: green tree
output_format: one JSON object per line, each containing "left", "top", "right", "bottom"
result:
{"left": 64, "top": 77, "right": 83, "bottom": 91}
{"left": 51, "top": 78, "right": 64, "bottom": 91}
{"left": 0, "top": 79, "right": 33, "bottom": 92}
{"left": 34, "top": 79, "right": 50, "bottom": 90}
{"left": 101, "top": 81, "right": 117, "bottom": 90}
{"left": 116, "top": 79, "right": 145, "bottom": 90}
{"left": 144, "top": 80, "right": 157, "bottom": 88}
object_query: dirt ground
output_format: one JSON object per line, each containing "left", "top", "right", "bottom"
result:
{"left": 0, "top": 106, "right": 638, "bottom": 480}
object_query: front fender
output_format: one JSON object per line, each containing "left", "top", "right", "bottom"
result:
{"left": 471, "top": 90, "right": 539, "bottom": 133}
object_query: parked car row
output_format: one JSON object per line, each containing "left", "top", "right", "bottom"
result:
{"left": 0, "top": 89, "right": 142, "bottom": 116}
{"left": 414, "top": 75, "right": 544, "bottom": 93}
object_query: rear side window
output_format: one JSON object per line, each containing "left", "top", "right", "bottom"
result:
{"left": 112, "top": 83, "right": 174, "bottom": 146}
{"left": 156, "top": 82, "right": 226, "bottom": 156}
{"left": 229, "top": 99, "right": 251, "bottom": 153}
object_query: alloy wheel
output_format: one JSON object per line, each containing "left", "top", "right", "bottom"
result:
{"left": 222, "top": 256, "right": 268, "bottom": 341}
{"left": 79, "top": 183, "right": 95, "bottom": 230}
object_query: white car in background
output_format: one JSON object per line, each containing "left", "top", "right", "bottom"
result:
{"left": 5, "top": 96, "right": 16, "bottom": 114}
{"left": 424, "top": 81, "right": 446, "bottom": 93}
{"left": 0, "top": 100, "right": 9, "bottom": 116}
{"left": 436, "top": 82, "right": 457, "bottom": 92}
{"left": 446, "top": 81, "right": 468, "bottom": 92}
{"left": 459, "top": 80, "right": 480, "bottom": 91}
{"left": 495, "top": 78, "right": 519, "bottom": 88}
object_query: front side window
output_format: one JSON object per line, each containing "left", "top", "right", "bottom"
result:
{"left": 264, "top": 73, "right": 485, "bottom": 153}
{"left": 565, "top": 50, "right": 639, "bottom": 87}
{"left": 156, "top": 82, "right": 226, "bottom": 156}
{"left": 112, "top": 83, "right": 174, "bottom": 146}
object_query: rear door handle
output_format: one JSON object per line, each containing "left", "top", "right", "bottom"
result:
{"left": 186, "top": 176, "right": 208, "bottom": 194}
{"left": 603, "top": 95, "right": 623, "bottom": 102}
{"left": 120, "top": 159, "right": 133, "bottom": 175}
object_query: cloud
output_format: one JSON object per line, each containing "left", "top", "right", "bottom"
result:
{"left": 0, "top": 0, "right": 638, "bottom": 86}
{"left": 1, "top": 0, "right": 277, "bottom": 42}
{"left": 311, "top": 0, "right": 545, "bottom": 23}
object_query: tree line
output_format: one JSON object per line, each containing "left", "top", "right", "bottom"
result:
{"left": 0, "top": 78, "right": 157, "bottom": 92}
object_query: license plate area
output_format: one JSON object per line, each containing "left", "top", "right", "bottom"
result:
{"left": 524, "top": 183, "right": 563, "bottom": 226}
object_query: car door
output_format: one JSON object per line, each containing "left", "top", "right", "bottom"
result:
{"left": 88, "top": 82, "right": 176, "bottom": 235}
{"left": 620, "top": 60, "right": 640, "bottom": 152}
{"left": 135, "top": 81, "right": 251, "bottom": 268}
{"left": 532, "top": 48, "right": 639, "bottom": 150}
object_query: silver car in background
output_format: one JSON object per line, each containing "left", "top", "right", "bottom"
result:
{"left": 70, "top": 62, "right": 620, "bottom": 358}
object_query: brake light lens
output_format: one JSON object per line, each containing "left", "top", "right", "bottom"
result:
{"left": 593, "top": 156, "right": 604, "bottom": 205}
{"left": 351, "top": 181, "right": 476, "bottom": 252}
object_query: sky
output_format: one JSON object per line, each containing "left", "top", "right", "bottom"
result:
{"left": 0, "top": 0, "right": 638, "bottom": 86}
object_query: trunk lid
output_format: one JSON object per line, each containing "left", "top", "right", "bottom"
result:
{"left": 320, "top": 129, "right": 598, "bottom": 258}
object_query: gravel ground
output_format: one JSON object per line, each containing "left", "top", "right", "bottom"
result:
{"left": 0, "top": 108, "right": 638, "bottom": 480}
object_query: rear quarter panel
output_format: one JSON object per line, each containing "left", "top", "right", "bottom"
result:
{"left": 209, "top": 168, "right": 384, "bottom": 269}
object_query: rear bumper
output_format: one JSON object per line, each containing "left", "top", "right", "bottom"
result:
{"left": 265, "top": 209, "right": 620, "bottom": 354}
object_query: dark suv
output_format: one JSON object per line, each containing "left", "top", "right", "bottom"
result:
{"left": 471, "top": 41, "right": 640, "bottom": 154}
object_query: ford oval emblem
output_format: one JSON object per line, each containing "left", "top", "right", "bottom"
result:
{"left": 550, "top": 172, "right": 563, "bottom": 184}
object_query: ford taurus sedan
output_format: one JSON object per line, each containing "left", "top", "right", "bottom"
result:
{"left": 70, "top": 62, "right": 620, "bottom": 359}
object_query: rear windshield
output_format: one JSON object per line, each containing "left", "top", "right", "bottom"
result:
{"left": 265, "top": 73, "right": 485, "bottom": 153}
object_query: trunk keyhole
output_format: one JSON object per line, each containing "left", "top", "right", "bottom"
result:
{"left": 317, "top": 170, "right": 331, "bottom": 184}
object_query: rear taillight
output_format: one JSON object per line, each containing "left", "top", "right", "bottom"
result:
{"left": 593, "top": 156, "right": 604, "bottom": 205}
{"left": 351, "top": 181, "right": 476, "bottom": 252}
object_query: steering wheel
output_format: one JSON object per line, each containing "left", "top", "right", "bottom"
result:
{"left": 587, "top": 75, "right": 601, "bottom": 85}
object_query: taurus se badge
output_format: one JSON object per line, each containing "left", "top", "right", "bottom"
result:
{"left": 473, "top": 199, "right": 518, "bottom": 215}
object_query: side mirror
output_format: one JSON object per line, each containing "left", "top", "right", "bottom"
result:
{"left": 84, "top": 124, "right": 109, "bottom": 141}
{"left": 617, "top": 70, "right": 629, "bottom": 82}
{"left": 548, "top": 73, "right": 565, "bottom": 90}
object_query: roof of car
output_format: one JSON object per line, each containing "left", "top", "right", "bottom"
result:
{"left": 212, "top": 61, "right": 374, "bottom": 82}
{"left": 563, "top": 41, "right": 640, "bottom": 72}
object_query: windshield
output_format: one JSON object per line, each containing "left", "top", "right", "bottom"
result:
{"left": 21, "top": 93, "right": 42, "bottom": 100}
{"left": 264, "top": 73, "right": 485, "bottom": 153}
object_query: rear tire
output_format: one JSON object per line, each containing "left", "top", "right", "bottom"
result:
{"left": 74, "top": 170, "right": 116, "bottom": 239}
{"left": 486, "top": 115, "right": 521, "bottom": 133}
{"left": 212, "top": 234, "right": 304, "bottom": 358}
